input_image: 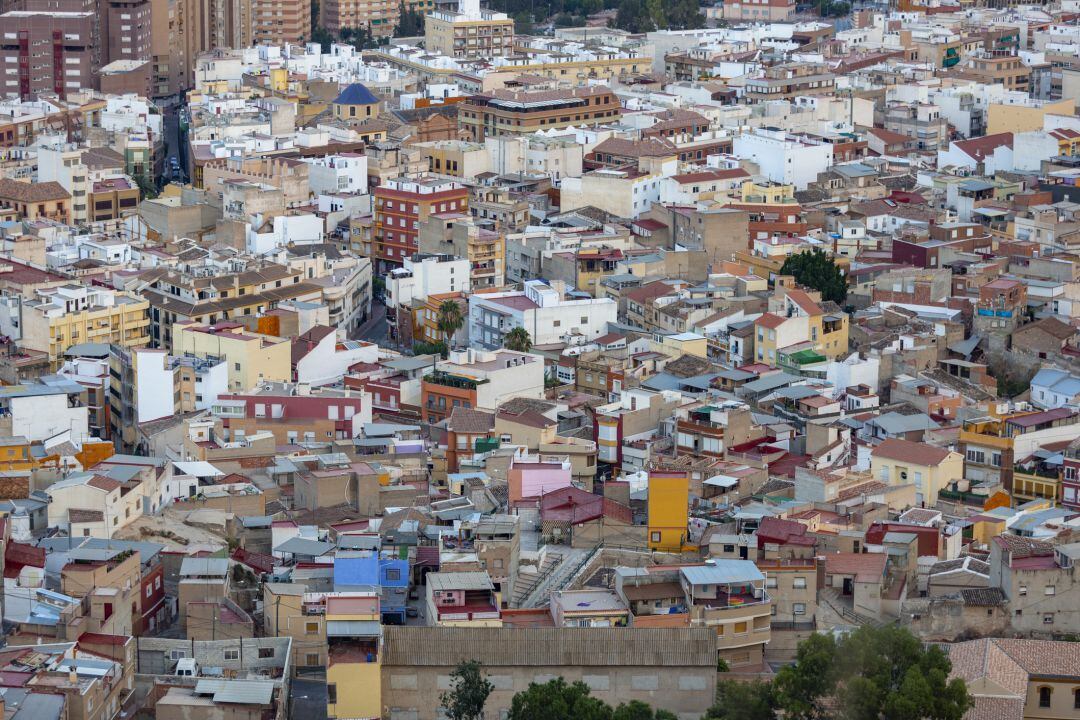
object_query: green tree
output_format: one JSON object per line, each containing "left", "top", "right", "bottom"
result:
{"left": 412, "top": 339, "right": 448, "bottom": 358}
{"left": 436, "top": 299, "right": 465, "bottom": 345}
{"left": 665, "top": 0, "right": 704, "bottom": 29}
{"left": 612, "top": 0, "right": 655, "bottom": 32}
{"left": 439, "top": 660, "right": 494, "bottom": 720}
{"left": 503, "top": 326, "right": 532, "bottom": 353}
{"left": 508, "top": 678, "right": 612, "bottom": 720}
{"left": 705, "top": 679, "right": 777, "bottom": 720}
{"left": 832, "top": 626, "right": 971, "bottom": 720}
{"left": 773, "top": 632, "right": 838, "bottom": 720}
{"left": 395, "top": 1, "right": 425, "bottom": 36}
{"left": 779, "top": 248, "right": 848, "bottom": 304}
{"left": 612, "top": 700, "right": 676, "bottom": 720}
{"left": 772, "top": 627, "right": 971, "bottom": 720}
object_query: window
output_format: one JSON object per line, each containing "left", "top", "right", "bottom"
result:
{"left": 723, "top": 544, "right": 735, "bottom": 553}
{"left": 305, "top": 622, "right": 319, "bottom": 634}
{"left": 306, "top": 653, "right": 320, "bottom": 666}
{"left": 1044, "top": 613, "right": 1054, "bottom": 624}
{"left": 224, "top": 649, "right": 240, "bottom": 660}
{"left": 328, "top": 684, "right": 337, "bottom": 704}
{"left": 1046, "top": 585, "right": 1056, "bottom": 595}
{"left": 793, "top": 577, "right": 807, "bottom": 589}
{"left": 1039, "top": 687, "right": 1051, "bottom": 708}
{"left": 1019, "top": 585, "right": 1028, "bottom": 596}
{"left": 650, "top": 532, "right": 661, "bottom": 542}
{"left": 793, "top": 603, "right": 806, "bottom": 615}
{"left": 385, "top": 568, "right": 401, "bottom": 581}
{"left": 734, "top": 622, "right": 747, "bottom": 634}
{"left": 1074, "top": 688, "right": 1080, "bottom": 710}
{"left": 766, "top": 577, "right": 777, "bottom": 588}
{"left": 258, "top": 648, "right": 275, "bottom": 659}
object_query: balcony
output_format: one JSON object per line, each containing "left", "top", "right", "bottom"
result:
{"left": 424, "top": 370, "right": 487, "bottom": 390}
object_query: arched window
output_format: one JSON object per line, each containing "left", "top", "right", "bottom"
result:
{"left": 1038, "top": 687, "right": 1052, "bottom": 708}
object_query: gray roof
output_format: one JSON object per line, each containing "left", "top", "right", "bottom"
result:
{"left": 193, "top": 679, "right": 275, "bottom": 705}
{"left": 680, "top": 561, "right": 765, "bottom": 586}
{"left": 274, "top": 537, "right": 334, "bottom": 556}
{"left": 381, "top": 626, "right": 717, "bottom": 667}
{"left": 10, "top": 692, "right": 65, "bottom": 720}
{"left": 427, "top": 571, "right": 494, "bottom": 592}
{"left": 180, "top": 557, "right": 230, "bottom": 578}
{"left": 869, "top": 411, "right": 940, "bottom": 434}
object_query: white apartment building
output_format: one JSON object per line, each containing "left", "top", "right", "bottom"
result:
{"left": 387, "top": 253, "right": 471, "bottom": 308}
{"left": 435, "top": 348, "right": 545, "bottom": 409}
{"left": 306, "top": 153, "right": 369, "bottom": 196}
{"left": 731, "top": 128, "right": 832, "bottom": 190}
{"left": 468, "top": 279, "right": 617, "bottom": 350}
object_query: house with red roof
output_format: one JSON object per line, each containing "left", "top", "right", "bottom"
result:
{"left": 938, "top": 132, "right": 1014, "bottom": 174}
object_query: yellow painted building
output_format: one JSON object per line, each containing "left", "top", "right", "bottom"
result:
{"left": 424, "top": 8, "right": 514, "bottom": 60}
{"left": 871, "top": 438, "right": 964, "bottom": 506}
{"left": 647, "top": 470, "right": 689, "bottom": 552}
{"left": 20, "top": 286, "right": 149, "bottom": 368}
{"left": 326, "top": 593, "right": 382, "bottom": 720}
{"left": 650, "top": 332, "right": 709, "bottom": 360}
{"left": 173, "top": 321, "right": 291, "bottom": 392}
{"left": 986, "top": 97, "right": 1075, "bottom": 135}
{"left": 0, "top": 436, "right": 33, "bottom": 471}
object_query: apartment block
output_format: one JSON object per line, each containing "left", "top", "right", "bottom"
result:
{"left": 424, "top": 0, "right": 513, "bottom": 59}
{"left": 373, "top": 176, "right": 468, "bottom": 271}
{"left": 18, "top": 286, "right": 149, "bottom": 367}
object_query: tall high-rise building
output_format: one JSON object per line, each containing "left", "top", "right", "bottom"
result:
{"left": 0, "top": 10, "right": 97, "bottom": 98}
{"left": 320, "top": 0, "right": 433, "bottom": 38}
{"left": 103, "top": 0, "right": 152, "bottom": 65}
{"left": 251, "top": 0, "right": 310, "bottom": 46}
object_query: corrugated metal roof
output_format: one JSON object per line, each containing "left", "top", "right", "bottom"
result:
{"left": 193, "top": 679, "right": 274, "bottom": 705}
{"left": 327, "top": 620, "right": 383, "bottom": 637}
{"left": 180, "top": 557, "right": 230, "bottom": 578}
{"left": 680, "top": 562, "right": 764, "bottom": 586}
{"left": 381, "top": 627, "right": 716, "bottom": 667}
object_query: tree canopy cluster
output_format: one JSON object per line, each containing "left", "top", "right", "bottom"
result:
{"left": 709, "top": 627, "right": 972, "bottom": 720}
{"left": 440, "top": 628, "right": 971, "bottom": 720}
{"left": 779, "top": 248, "right": 849, "bottom": 304}
{"left": 612, "top": 0, "right": 704, "bottom": 33}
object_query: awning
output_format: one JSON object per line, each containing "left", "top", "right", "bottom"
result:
{"left": 326, "top": 620, "right": 382, "bottom": 637}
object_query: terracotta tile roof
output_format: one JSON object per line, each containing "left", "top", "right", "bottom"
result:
{"left": 0, "top": 178, "right": 71, "bottom": 203}
{"left": 624, "top": 280, "right": 679, "bottom": 304}
{"left": 69, "top": 508, "right": 105, "bottom": 523}
{"left": 592, "top": 136, "right": 677, "bottom": 159}
{"left": 867, "top": 127, "right": 912, "bottom": 145}
{"left": 87, "top": 475, "right": 122, "bottom": 492}
{"left": 78, "top": 632, "right": 130, "bottom": 646}
{"left": 755, "top": 312, "right": 786, "bottom": 330}
{"left": 786, "top": 288, "right": 822, "bottom": 316}
{"left": 953, "top": 132, "right": 1013, "bottom": 160}
{"left": 824, "top": 552, "right": 887, "bottom": 582}
{"left": 1014, "top": 316, "right": 1076, "bottom": 341}
{"left": 872, "top": 438, "right": 952, "bottom": 466}
{"left": 670, "top": 168, "right": 749, "bottom": 184}
{"left": 446, "top": 407, "right": 495, "bottom": 434}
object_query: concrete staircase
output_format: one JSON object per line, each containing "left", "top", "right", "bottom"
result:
{"left": 510, "top": 549, "right": 564, "bottom": 608}
{"left": 819, "top": 586, "right": 886, "bottom": 628}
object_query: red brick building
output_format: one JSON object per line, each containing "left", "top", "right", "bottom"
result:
{"left": 373, "top": 177, "right": 468, "bottom": 272}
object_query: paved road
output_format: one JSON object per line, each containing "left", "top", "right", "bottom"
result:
{"left": 353, "top": 298, "right": 388, "bottom": 345}
{"left": 290, "top": 678, "right": 329, "bottom": 720}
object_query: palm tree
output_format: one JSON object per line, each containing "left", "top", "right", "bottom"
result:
{"left": 436, "top": 299, "right": 464, "bottom": 347}
{"left": 503, "top": 327, "right": 532, "bottom": 353}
